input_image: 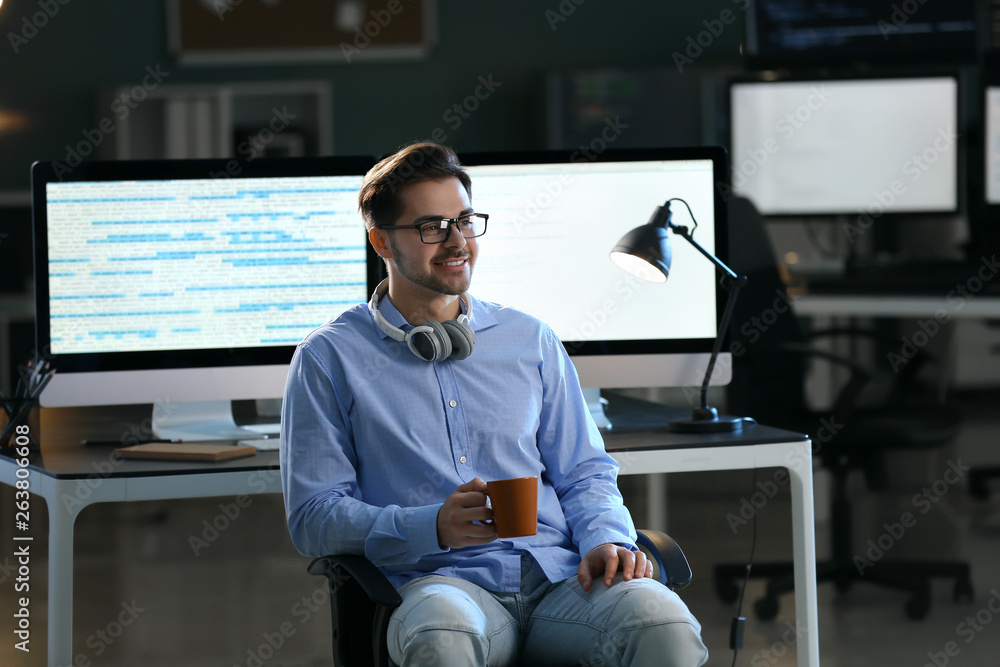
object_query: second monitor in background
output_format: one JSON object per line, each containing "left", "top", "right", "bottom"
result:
{"left": 728, "top": 74, "right": 960, "bottom": 220}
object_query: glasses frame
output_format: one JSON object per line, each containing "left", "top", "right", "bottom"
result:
{"left": 377, "top": 213, "right": 489, "bottom": 244}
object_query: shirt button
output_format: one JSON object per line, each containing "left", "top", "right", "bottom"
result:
{"left": 449, "top": 400, "right": 457, "bottom": 408}
{"left": 459, "top": 456, "right": 467, "bottom": 464}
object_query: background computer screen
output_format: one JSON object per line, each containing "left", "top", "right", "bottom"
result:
{"left": 985, "top": 86, "right": 1000, "bottom": 205}
{"left": 743, "top": 0, "right": 978, "bottom": 69}
{"left": 728, "top": 75, "right": 959, "bottom": 217}
{"left": 459, "top": 146, "right": 730, "bottom": 392}
{"left": 33, "top": 155, "right": 377, "bottom": 438}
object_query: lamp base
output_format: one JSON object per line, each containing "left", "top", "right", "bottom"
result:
{"left": 668, "top": 407, "right": 745, "bottom": 433}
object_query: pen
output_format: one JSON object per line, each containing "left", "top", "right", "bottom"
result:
{"left": 81, "top": 438, "right": 173, "bottom": 447}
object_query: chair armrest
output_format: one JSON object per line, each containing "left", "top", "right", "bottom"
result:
{"left": 636, "top": 529, "right": 692, "bottom": 591}
{"left": 309, "top": 554, "right": 401, "bottom": 667}
{"left": 309, "top": 554, "right": 402, "bottom": 609}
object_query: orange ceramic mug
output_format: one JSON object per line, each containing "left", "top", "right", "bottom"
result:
{"left": 486, "top": 476, "right": 538, "bottom": 538}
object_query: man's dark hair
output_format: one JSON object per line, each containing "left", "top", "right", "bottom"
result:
{"left": 359, "top": 142, "right": 472, "bottom": 230}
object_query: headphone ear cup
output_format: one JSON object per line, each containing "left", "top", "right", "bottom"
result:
{"left": 407, "top": 320, "right": 452, "bottom": 362}
{"left": 442, "top": 319, "right": 475, "bottom": 360}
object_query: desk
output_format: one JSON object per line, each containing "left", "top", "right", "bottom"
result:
{"left": 1, "top": 403, "right": 818, "bottom": 667}
{"left": 792, "top": 294, "right": 1000, "bottom": 319}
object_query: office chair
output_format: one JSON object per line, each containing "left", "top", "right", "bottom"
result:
{"left": 969, "top": 465, "right": 1000, "bottom": 500}
{"left": 713, "top": 197, "right": 973, "bottom": 620}
{"left": 309, "top": 529, "right": 693, "bottom": 667}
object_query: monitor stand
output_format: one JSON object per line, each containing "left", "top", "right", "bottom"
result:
{"left": 582, "top": 387, "right": 612, "bottom": 430}
{"left": 151, "top": 400, "right": 280, "bottom": 442}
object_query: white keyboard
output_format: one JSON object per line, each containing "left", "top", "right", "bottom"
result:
{"left": 236, "top": 437, "right": 280, "bottom": 451}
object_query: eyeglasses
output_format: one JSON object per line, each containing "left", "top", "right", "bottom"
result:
{"left": 378, "top": 213, "right": 488, "bottom": 244}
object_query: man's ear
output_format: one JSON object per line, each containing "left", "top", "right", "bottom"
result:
{"left": 369, "top": 227, "right": 392, "bottom": 259}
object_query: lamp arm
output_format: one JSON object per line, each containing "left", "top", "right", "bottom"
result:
{"left": 667, "top": 221, "right": 739, "bottom": 281}
{"left": 699, "top": 274, "right": 746, "bottom": 410}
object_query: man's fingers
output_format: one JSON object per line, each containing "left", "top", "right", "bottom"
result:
{"left": 621, "top": 548, "right": 637, "bottom": 581}
{"left": 577, "top": 560, "right": 593, "bottom": 592}
{"left": 604, "top": 549, "right": 620, "bottom": 586}
{"left": 456, "top": 477, "right": 487, "bottom": 493}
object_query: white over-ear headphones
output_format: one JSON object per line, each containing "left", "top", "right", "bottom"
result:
{"left": 369, "top": 279, "right": 476, "bottom": 361}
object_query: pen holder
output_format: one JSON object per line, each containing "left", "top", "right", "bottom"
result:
{"left": 1, "top": 399, "right": 41, "bottom": 452}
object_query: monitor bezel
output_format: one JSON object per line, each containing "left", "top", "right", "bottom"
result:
{"left": 32, "top": 155, "right": 380, "bottom": 376}
{"left": 457, "top": 145, "right": 731, "bottom": 358}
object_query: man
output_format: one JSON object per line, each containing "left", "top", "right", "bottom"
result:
{"left": 281, "top": 142, "right": 708, "bottom": 666}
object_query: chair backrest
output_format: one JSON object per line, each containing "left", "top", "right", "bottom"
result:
{"left": 724, "top": 196, "right": 810, "bottom": 425}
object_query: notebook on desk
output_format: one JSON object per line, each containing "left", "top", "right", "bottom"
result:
{"left": 116, "top": 442, "right": 257, "bottom": 462}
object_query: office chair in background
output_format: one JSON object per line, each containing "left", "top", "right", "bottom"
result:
{"left": 309, "top": 529, "right": 693, "bottom": 667}
{"left": 713, "top": 197, "right": 973, "bottom": 620}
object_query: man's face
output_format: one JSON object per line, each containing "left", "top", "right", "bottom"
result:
{"left": 382, "top": 177, "right": 478, "bottom": 297}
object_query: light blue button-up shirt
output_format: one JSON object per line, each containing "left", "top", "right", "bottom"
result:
{"left": 280, "top": 294, "right": 637, "bottom": 591}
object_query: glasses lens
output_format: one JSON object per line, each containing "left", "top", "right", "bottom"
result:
{"left": 419, "top": 215, "right": 487, "bottom": 243}
{"left": 462, "top": 214, "right": 486, "bottom": 238}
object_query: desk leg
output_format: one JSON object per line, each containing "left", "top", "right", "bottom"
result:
{"left": 786, "top": 451, "right": 820, "bottom": 667}
{"left": 47, "top": 495, "right": 78, "bottom": 667}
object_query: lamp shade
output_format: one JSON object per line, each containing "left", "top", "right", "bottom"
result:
{"left": 609, "top": 224, "right": 671, "bottom": 283}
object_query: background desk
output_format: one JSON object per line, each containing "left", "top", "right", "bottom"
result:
{"left": 792, "top": 294, "right": 1000, "bottom": 319}
{"left": 1, "top": 402, "right": 817, "bottom": 667}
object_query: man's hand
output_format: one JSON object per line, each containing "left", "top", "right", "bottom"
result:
{"left": 577, "top": 543, "right": 653, "bottom": 592}
{"left": 437, "top": 478, "right": 498, "bottom": 549}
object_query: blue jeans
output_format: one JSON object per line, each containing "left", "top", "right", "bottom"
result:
{"left": 387, "top": 554, "right": 708, "bottom": 666}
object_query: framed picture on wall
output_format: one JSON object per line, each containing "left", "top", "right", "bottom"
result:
{"left": 168, "top": 0, "right": 437, "bottom": 65}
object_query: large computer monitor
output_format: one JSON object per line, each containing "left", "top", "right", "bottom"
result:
{"left": 728, "top": 74, "right": 960, "bottom": 219}
{"left": 33, "top": 148, "right": 730, "bottom": 437}
{"left": 458, "top": 146, "right": 731, "bottom": 421}
{"left": 32, "top": 155, "right": 377, "bottom": 440}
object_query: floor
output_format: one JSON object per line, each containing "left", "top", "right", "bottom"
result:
{"left": 2, "top": 394, "right": 999, "bottom": 666}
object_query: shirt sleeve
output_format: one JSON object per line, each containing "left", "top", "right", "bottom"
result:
{"left": 534, "top": 326, "right": 638, "bottom": 557}
{"left": 280, "top": 341, "right": 448, "bottom": 566}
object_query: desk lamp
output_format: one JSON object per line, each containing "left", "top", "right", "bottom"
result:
{"left": 610, "top": 198, "right": 748, "bottom": 433}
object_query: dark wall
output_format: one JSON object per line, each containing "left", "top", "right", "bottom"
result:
{"left": 0, "top": 1, "right": 746, "bottom": 192}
